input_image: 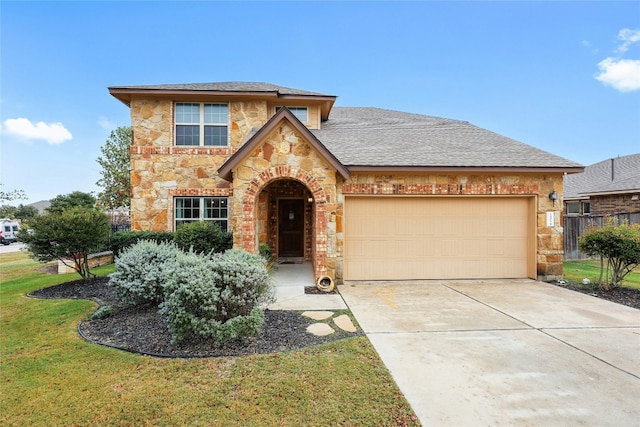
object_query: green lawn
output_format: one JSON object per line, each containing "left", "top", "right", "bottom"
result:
{"left": 563, "top": 259, "right": 640, "bottom": 289}
{"left": 0, "top": 252, "right": 420, "bottom": 426}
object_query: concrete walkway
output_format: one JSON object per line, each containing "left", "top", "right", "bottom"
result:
{"left": 340, "top": 279, "right": 640, "bottom": 426}
{"left": 267, "top": 262, "right": 347, "bottom": 310}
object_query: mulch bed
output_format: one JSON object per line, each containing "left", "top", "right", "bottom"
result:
{"left": 29, "top": 277, "right": 362, "bottom": 358}
{"left": 550, "top": 281, "right": 640, "bottom": 310}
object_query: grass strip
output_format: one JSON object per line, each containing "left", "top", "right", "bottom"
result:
{"left": 563, "top": 259, "right": 640, "bottom": 289}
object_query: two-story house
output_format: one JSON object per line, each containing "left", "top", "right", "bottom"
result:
{"left": 109, "top": 82, "right": 583, "bottom": 284}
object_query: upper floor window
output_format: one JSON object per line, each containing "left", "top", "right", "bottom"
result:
{"left": 275, "top": 106, "right": 308, "bottom": 122}
{"left": 175, "top": 103, "right": 228, "bottom": 146}
{"left": 582, "top": 202, "right": 590, "bottom": 215}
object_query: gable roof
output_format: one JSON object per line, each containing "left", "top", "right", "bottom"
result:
{"left": 313, "top": 107, "right": 583, "bottom": 171}
{"left": 218, "top": 107, "right": 350, "bottom": 181}
{"left": 564, "top": 153, "right": 640, "bottom": 199}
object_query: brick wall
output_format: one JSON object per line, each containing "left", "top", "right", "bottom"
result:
{"left": 590, "top": 194, "right": 640, "bottom": 216}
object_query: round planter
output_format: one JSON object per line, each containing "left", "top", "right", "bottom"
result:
{"left": 316, "top": 276, "right": 335, "bottom": 293}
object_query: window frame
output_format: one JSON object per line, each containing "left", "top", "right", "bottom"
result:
{"left": 275, "top": 106, "right": 308, "bottom": 123}
{"left": 174, "top": 196, "right": 229, "bottom": 231}
{"left": 566, "top": 201, "right": 580, "bottom": 215}
{"left": 175, "top": 102, "right": 229, "bottom": 147}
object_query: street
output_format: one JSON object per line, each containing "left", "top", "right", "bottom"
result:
{"left": 0, "top": 242, "right": 27, "bottom": 254}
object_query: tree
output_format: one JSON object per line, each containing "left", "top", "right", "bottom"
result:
{"left": 0, "top": 184, "right": 27, "bottom": 203}
{"left": 14, "top": 204, "right": 39, "bottom": 222}
{"left": 47, "top": 191, "right": 96, "bottom": 215}
{"left": 96, "top": 126, "right": 132, "bottom": 210}
{"left": 0, "top": 204, "right": 39, "bottom": 222}
{"left": 20, "top": 206, "right": 111, "bottom": 281}
{"left": 579, "top": 219, "right": 640, "bottom": 288}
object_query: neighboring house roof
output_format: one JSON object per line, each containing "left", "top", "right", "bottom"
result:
{"left": 27, "top": 200, "right": 51, "bottom": 214}
{"left": 314, "top": 107, "right": 583, "bottom": 171}
{"left": 563, "top": 153, "right": 640, "bottom": 199}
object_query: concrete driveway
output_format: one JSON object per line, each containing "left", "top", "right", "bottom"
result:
{"left": 339, "top": 279, "right": 640, "bottom": 426}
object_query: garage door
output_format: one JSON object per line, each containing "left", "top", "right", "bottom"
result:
{"left": 344, "top": 197, "right": 534, "bottom": 280}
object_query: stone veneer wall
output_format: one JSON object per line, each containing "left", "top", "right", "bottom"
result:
{"left": 128, "top": 99, "right": 268, "bottom": 231}
{"left": 231, "top": 121, "right": 338, "bottom": 282}
{"left": 336, "top": 173, "right": 565, "bottom": 282}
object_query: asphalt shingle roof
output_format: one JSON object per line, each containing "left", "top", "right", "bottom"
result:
{"left": 108, "top": 82, "right": 333, "bottom": 97}
{"left": 563, "top": 153, "right": 640, "bottom": 198}
{"left": 313, "top": 107, "right": 582, "bottom": 169}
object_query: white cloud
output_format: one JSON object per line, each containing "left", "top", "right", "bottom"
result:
{"left": 595, "top": 28, "right": 640, "bottom": 92}
{"left": 97, "top": 116, "right": 115, "bottom": 130}
{"left": 2, "top": 118, "right": 72, "bottom": 145}
{"left": 595, "top": 58, "right": 640, "bottom": 92}
{"left": 616, "top": 28, "right": 640, "bottom": 54}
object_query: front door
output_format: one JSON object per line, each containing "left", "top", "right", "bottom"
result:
{"left": 278, "top": 199, "right": 304, "bottom": 258}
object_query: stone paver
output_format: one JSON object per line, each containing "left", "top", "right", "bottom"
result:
{"left": 306, "top": 323, "right": 335, "bottom": 336}
{"left": 302, "top": 310, "right": 334, "bottom": 320}
{"left": 333, "top": 314, "right": 357, "bottom": 332}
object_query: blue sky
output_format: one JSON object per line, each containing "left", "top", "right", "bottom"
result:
{"left": 1, "top": 1, "right": 639, "bottom": 205}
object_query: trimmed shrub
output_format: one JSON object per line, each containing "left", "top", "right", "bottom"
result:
{"left": 108, "top": 240, "right": 181, "bottom": 306}
{"left": 110, "top": 231, "right": 174, "bottom": 256}
{"left": 173, "top": 221, "right": 232, "bottom": 255}
{"left": 211, "top": 249, "right": 275, "bottom": 319}
{"left": 160, "top": 249, "right": 273, "bottom": 343}
{"left": 579, "top": 219, "right": 640, "bottom": 287}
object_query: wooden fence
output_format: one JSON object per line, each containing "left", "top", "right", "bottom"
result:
{"left": 563, "top": 212, "right": 640, "bottom": 260}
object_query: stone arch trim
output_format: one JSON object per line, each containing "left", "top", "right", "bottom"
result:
{"left": 240, "top": 166, "right": 330, "bottom": 278}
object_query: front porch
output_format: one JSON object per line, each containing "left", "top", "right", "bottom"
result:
{"left": 268, "top": 261, "right": 346, "bottom": 310}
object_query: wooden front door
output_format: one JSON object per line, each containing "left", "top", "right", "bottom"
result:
{"left": 278, "top": 199, "right": 305, "bottom": 258}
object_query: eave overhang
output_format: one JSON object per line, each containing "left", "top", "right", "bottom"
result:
{"left": 579, "top": 189, "right": 640, "bottom": 197}
{"left": 108, "top": 86, "right": 337, "bottom": 120}
{"left": 346, "top": 166, "right": 585, "bottom": 174}
{"left": 218, "top": 107, "right": 350, "bottom": 182}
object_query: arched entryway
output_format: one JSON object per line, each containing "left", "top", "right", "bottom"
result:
{"left": 257, "top": 180, "right": 314, "bottom": 261}
{"left": 239, "top": 166, "right": 332, "bottom": 282}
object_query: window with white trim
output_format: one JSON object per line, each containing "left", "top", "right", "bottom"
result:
{"left": 175, "top": 103, "right": 228, "bottom": 146}
{"left": 275, "top": 106, "right": 308, "bottom": 122}
{"left": 174, "top": 197, "right": 228, "bottom": 231}
{"left": 582, "top": 202, "right": 590, "bottom": 215}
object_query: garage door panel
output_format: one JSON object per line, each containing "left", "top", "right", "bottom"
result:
{"left": 344, "top": 197, "right": 532, "bottom": 280}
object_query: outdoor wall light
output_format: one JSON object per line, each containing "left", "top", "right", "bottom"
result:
{"left": 549, "top": 190, "right": 558, "bottom": 206}
{"left": 308, "top": 197, "right": 314, "bottom": 203}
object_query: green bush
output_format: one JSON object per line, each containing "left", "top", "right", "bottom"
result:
{"left": 579, "top": 219, "right": 640, "bottom": 287}
{"left": 173, "top": 221, "right": 232, "bottom": 255}
{"left": 110, "top": 231, "right": 174, "bottom": 256}
{"left": 108, "top": 240, "right": 181, "bottom": 306}
{"left": 160, "top": 249, "right": 273, "bottom": 343}
{"left": 211, "top": 249, "right": 275, "bottom": 319}
{"left": 19, "top": 206, "right": 111, "bottom": 281}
